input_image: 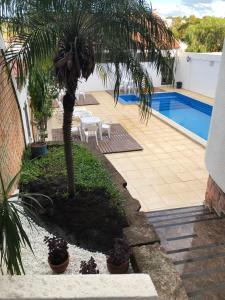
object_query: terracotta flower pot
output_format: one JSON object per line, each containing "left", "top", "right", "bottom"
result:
{"left": 48, "top": 256, "right": 69, "bottom": 274}
{"left": 107, "top": 260, "right": 129, "bottom": 274}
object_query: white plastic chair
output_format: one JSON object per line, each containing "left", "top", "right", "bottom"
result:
{"left": 127, "top": 84, "right": 135, "bottom": 94}
{"left": 55, "top": 100, "right": 64, "bottom": 121}
{"left": 58, "top": 89, "right": 65, "bottom": 100}
{"left": 83, "top": 124, "right": 99, "bottom": 145}
{"left": 102, "top": 122, "right": 111, "bottom": 138}
{"left": 120, "top": 82, "right": 128, "bottom": 93}
{"left": 76, "top": 90, "right": 86, "bottom": 101}
{"left": 71, "top": 116, "right": 83, "bottom": 141}
{"left": 71, "top": 125, "right": 83, "bottom": 141}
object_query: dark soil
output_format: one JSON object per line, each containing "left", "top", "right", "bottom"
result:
{"left": 22, "top": 176, "right": 127, "bottom": 253}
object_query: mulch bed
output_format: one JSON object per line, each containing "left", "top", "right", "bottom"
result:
{"left": 52, "top": 124, "right": 143, "bottom": 154}
{"left": 22, "top": 176, "right": 127, "bottom": 253}
{"left": 75, "top": 94, "right": 99, "bottom": 106}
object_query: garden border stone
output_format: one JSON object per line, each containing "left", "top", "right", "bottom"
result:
{"left": 132, "top": 244, "right": 188, "bottom": 300}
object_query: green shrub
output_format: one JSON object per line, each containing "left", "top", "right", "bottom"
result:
{"left": 21, "top": 144, "right": 122, "bottom": 208}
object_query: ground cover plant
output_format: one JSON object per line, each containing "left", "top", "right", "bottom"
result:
{"left": 20, "top": 144, "right": 126, "bottom": 252}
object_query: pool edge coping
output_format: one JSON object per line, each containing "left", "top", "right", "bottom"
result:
{"left": 152, "top": 109, "right": 207, "bottom": 148}
{"left": 118, "top": 93, "right": 207, "bottom": 148}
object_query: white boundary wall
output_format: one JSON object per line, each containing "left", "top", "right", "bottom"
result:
{"left": 175, "top": 50, "right": 222, "bottom": 98}
{"left": 205, "top": 40, "right": 225, "bottom": 192}
{"left": 79, "top": 53, "right": 222, "bottom": 99}
{"left": 78, "top": 63, "right": 162, "bottom": 92}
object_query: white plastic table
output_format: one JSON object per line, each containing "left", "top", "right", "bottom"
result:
{"left": 73, "top": 108, "right": 92, "bottom": 118}
{"left": 80, "top": 116, "right": 103, "bottom": 140}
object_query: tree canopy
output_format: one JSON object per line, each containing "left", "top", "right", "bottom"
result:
{"left": 169, "top": 16, "right": 225, "bottom": 52}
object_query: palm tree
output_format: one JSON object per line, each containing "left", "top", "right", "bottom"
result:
{"left": 0, "top": 0, "right": 175, "bottom": 198}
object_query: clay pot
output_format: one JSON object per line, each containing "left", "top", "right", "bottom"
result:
{"left": 48, "top": 256, "right": 69, "bottom": 274}
{"left": 107, "top": 260, "right": 129, "bottom": 274}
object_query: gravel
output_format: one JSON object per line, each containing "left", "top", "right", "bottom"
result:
{"left": 20, "top": 213, "right": 109, "bottom": 275}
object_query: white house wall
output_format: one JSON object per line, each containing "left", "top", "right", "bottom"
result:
{"left": 175, "top": 51, "right": 221, "bottom": 98}
{"left": 12, "top": 79, "right": 32, "bottom": 144}
{"left": 205, "top": 40, "right": 225, "bottom": 192}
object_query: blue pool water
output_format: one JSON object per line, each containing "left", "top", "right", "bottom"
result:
{"left": 119, "top": 92, "right": 213, "bottom": 140}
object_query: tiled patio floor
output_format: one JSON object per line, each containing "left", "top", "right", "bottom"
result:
{"left": 48, "top": 89, "right": 212, "bottom": 212}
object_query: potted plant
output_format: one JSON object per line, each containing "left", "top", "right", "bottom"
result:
{"left": 29, "top": 64, "right": 59, "bottom": 158}
{"left": 106, "top": 238, "right": 130, "bottom": 274}
{"left": 79, "top": 257, "right": 99, "bottom": 274}
{"left": 44, "top": 236, "right": 69, "bottom": 273}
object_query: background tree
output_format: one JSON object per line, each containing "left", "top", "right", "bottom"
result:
{"left": 0, "top": 0, "right": 175, "bottom": 198}
{"left": 185, "top": 17, "right": 225, "bottom": 52}
{"left": 170, "top": 15, "right": 225, "bottom": 52}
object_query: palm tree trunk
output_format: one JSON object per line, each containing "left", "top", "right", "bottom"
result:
{"left": 62, "top": 90, "right": 76, "bottom": 198}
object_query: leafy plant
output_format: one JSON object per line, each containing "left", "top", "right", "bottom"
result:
{"left": 44, "top": 236, "right": 68, "bottom": 265}
{"left": 79, "top": 257, "right": 99, "bottom": 274}
{"left": 170, "top": 15, "right": 225, "bottom": 52}
{"left": 29, "top": 63, "right": 59, "bottom": 143}
{"left": 0, "top": 169, "right": 48, "bottom": 275}
{"left": 107, "top": 238, "right": 130, "bottom": 266}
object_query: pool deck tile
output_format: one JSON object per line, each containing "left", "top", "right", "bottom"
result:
{"left": 48, "top": 89, "right": 211, "bottom": 212}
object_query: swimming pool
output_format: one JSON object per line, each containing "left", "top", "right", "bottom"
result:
{"left": 119, "top": 92, "right": 213, "bottom": 141}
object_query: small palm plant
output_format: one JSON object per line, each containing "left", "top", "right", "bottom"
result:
{"left": 0, "top": 170, "right": 49, "bottom": 275}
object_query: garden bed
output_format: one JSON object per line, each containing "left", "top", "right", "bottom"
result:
{"left": 20, "top": 144, "right": 127, "bottom": 253}
{"left": 20, "top": 211, "right": 108, "bottom": 274}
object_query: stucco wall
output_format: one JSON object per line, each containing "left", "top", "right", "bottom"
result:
{"left": 175, "top": 51, "right": 221, "bottom": 98}
{"left": 78, "top": 63, "right": 162, "bottom": 92}
{"left": 11, "top": 80, "right": 32, "bottom": 144}
{"left": 205, "top": 40, "right": 225, "bottom": 193}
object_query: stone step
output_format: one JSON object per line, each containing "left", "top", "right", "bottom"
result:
{"left": 148, "top": 211, "right": 213, "bottom": 225}
{"left": 150, "top": 212, "right": 220, "bottom": 228}
{"left": 187, "top": 282, "right": 225, "bottom": 299}
{"left": 146, "top": 205, "right": 206, "bottom": 219}
{"left": 175, "top": 248, "right": 225, "bottom": 275}
{"left": 146, "top": 204, "right": 225, "bottom": 299}
{"left": 183, "top": 270, "right": 225, "bottom": 299}
{"left": 155, "top": 217, "right": 225, "bottom": 245}
{"left": 168, "top": 242, "right": 225, "bottom": 265}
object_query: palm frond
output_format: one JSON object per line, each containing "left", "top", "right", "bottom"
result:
{"left": 0, "top": 169, "right": 51, "bottom": 274}
{"left": 0, "top": 0, "right": 176, "bottom": 117}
